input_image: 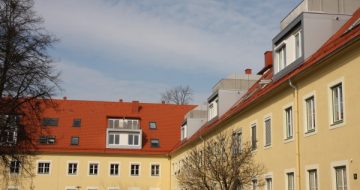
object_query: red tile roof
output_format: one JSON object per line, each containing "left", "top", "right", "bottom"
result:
{"left": 34, "top": 99, "right": 195, "bottom": 155}
{"left": 171, "top": 8, "right": 360, "bottom": 154}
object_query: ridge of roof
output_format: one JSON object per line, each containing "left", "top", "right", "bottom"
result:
{"left": 170, "top": 8, "right": 360, "bottom": 155}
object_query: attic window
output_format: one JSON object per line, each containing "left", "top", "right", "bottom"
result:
{"left": 150, "top": 139, "right": 160, "bottom": 148}
{"left": 71, "top": 136, "right": 79, "bottom": 145}
{"left": 39, "top": 136, "right": 56, "bottom": 144}
{"left": 149, "top": 122, "right": 157, "bottom": 129}
{"left": 72, "top": 119, "right": 81, "bottom": 127}
{"left": 42, "top": 118, "right": 59, "bottom": 126}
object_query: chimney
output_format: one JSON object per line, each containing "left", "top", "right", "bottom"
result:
{"left": 132, "top": 101, "right": 140, "bottom": 113}
{"left": 63, "top": 96, "right": 67, "bottom": 100}
{"left": 119, "top": 99, "right": 123, "bottom": 102}
{"left": 161, "top": 100, "right": 165, "bottom": 104}
{"left": 264, "top": 51, "right": 273, "bottom": 67}
{"left": 245, "top": 68, "right": 252, "bottom": 75}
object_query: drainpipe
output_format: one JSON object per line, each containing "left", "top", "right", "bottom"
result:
{"left": 289, "top": 78, "right": 301, "bottom": 190}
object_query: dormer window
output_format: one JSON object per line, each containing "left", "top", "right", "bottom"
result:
{"left": 276, "top": 44, "right": 286, "bottom": 73}
{"left": 180, "top": 123, "right": 187, "bottom": 141}
{"left": 208, "top": 97, "right": 218, "bottom": 121}
{"left": 106, "top": 118, "right": 142, "bottom": 149}
{"left": 149, "top": 122, "right": 157, "bottom": 129}
{"left": 108, "top": 118, "right": 139, "bottom": 130}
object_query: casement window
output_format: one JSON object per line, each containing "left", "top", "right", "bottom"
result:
{"left": 295, "top": 31, "right": 302, "bottom": 59}
{"left": 305, "top": 96, "right": 316, "bottom": 133}
{"left": 266, "top": 178, "right": 272, "bottom": 190}
{"left": 276, "top": 45, "right": 286, "bottom": 72}
{"left": 264, "top": 118, "right": 271, "bottom": 147}
{"left": 150, "top": 139, "right": 160, "bottom": 148}
{"left": 285, "top": 107, "right": 293, "bottom": 139}
{"left": 181, "top": 124, "right": 187, "bottom": 140}
{"left": 331, "top": 83, "right": 344, "bottom": 124}
{"left": 10, "top": 160, "right": 20, "bottom": 174}
{"left": 287, "top": 172, "right": 295, "bottom": 190}
{"left": 37, "top": 162, "right": 50, "bottom": 174}
{"left": 42, "top": 118, "right": 59, "bottom": 126}
{"left": 128, "top": 133, "right": 140, "bottom": 146}
{"left": 70, "top": 136, "right": 79, "bottom": 145}
{"left": 251, "top": 124, "right": 257, "bottom": 150}
{"left": 89, "top": 163, "right": 98, "bottom": 175}
{"left": 149, "top": 122, "right": 157, "bottom": 129}
{"left": 108, "top": 133, "right": 120, "bottom": 145}
{"left": 72, "top": 119, "right": 81, "bottom": 127}
{"left": 232, "top": 131, "right": 242, "bottom": 155}
{"left": 110, "top": 163, "right": 119, "bottom": 176}
{"left": 151, "top": 164, "right": 160, "bottom": 176}
{"left": 68, "top": 163, "right": 78, "bottom": 175}
{"left": 130, "top": 164, "right": 140, "bottom": 176}
{"left": 308, "top": 169, "right": 318, "bottom": 190}
{"left": 335, "top": 166, "right": 347, "bottom": 190}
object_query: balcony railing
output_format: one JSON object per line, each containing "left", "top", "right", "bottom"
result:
{"left": 108, "top": 118, "right": 140, "bottom": 130}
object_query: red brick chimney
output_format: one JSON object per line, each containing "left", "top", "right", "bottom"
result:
{"left": 132, "top": 101, "right": 140, "bottom": 113}
{"left": 264, "top": 51, "right": 273, "bottom": 67}
{"left": 245, "top": 68, "right": 252, "bottom": 75}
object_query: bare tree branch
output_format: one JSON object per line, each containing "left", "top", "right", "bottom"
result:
{"left": 177, "top": 133, "right": 265, "bottom": 190}
{"left": 161, "top": 85, "right": 193, "bottom": 105}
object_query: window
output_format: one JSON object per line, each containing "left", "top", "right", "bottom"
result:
{"left": 39, "top": 136, "right": 56, "bottom": 144}
{"left": 208, "top": 98, "right": 218, "bottom": 120}
{"left": 295, "top": 31, "right": 302, "bottom": 59}
{"left": 108, "top": 132, "right": 120, "bottom": 145}
{"left": 287, "top": 172, "right": 295, "bottom": 190}
{"left": 128, "top": 133, "right": 139, "bottom": 146}
{"left": 89, "top": 163, "right": 98, "bottom": 175}
{"left": 232, "top": 131, "right": 242, "bottom": 155}
{"left": 305, "top": 96, "right": 316, "bottom": 133}
{"left": 149, "top": 122, "right": 157, "bottom": 129}
{"left": 335, "top": 166, "right": 347, "bottom": 190}
{"left": 108, "top": 118, "right": 140, "bottom": 130}
{"left": 276, "top": 45, "right": 286, "bottom": 72}
{"left": 308, "top": 169, "right": 318, "bottom": 190}
{"left": 73, "top": 119, "right": 81, "bottom": 127}
{"left": 252, "top": 179, "right": 257, "bottom": 190}
{"left": 68, "top": 163, "right": 78, "bottom": 175}
{"left": 150, "top": 139, "right": 160, "bottom": 148}
{"left": 251, "top": 124, "right": 257, "bottom": 150}
{"left": 10, "top": 160, "right": 20, "bottom": 174}
{"left": 181, "top": 124, "right": 187, "bottom": 140}
{"left": 285, "top": 107, "right": 293, "bottom": 139}
{"left": 110, "top": 163, "right": 119, "bottom": 176}
{"left": 264, "top": 118, "right": 271, "bottom": 147}
{"left": 266, "top": 178, "right": 272, "bottom": 190}
{"left": 331, "top": 83, "right": 344, "bottom": 124}
{"left": 71, "top": 136, "right": 79, "bottom": 145}
{"left": 130, "top": 164, "right": 140, "bottom": 176}
{"left": 37, "top": 162, "right": 50, "bottom": 174}
{"left": 42, "top": 118, "right": 59, "bottom": 126}
{"left": 151, "top": 164, "right": 160, "bottom": 176}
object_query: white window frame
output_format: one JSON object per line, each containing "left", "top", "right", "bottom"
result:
{"left": 150, "top": 163, "right": 160, "bottom": 177}
{"left": 263, "top": 114, "right": 272, "bottom": 148}
{"left": 128, "top": 133, "right": 140, "bottom": 146}
{"left": 283, "top": 103, "right": 294, "bottom": 143}
{"left": 36, "top": 160, "right": 51, "bottom": 175}
{"left": 285, "top": 168, "right": 295, "bottom": 190}
{"left": 109, "top": 162, "right": 120, "bottom": 176}
{"left": 88, "top": 161, "right": 99, "bottom": 176}
{"left": 294, "top": 30, "right": 302, "bottom": 59}
{"left": 67, "top": 161, "right": 79, "bottom": 176}
{"left": 328, "top": 78, "right": 346, "bottom": 128}
{"left": 87, "top": 187, "right": 98, "bottom": 190}
{"left": 130, "top": 162, "right": 141, "bottom": 177}
{"left": 305, "top": 164, "right": 320, "bottom": 190}
{"left": 275, "top": 43, "right": 287, "bottom": 73}
{"left": 250, "top": 121, "right": 257, "bottom": 151}
{"left": 331, "top": 160, "right": 349, "bottom": 190}
{"left": 264, "top": 172, "right": 273, "bottom": 190}
{"left": 303, "top": 92, "right": 317, "bottom": 136}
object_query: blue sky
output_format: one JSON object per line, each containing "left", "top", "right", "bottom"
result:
{"left": 34, "top": 0, "right": 300, "bottom": 104}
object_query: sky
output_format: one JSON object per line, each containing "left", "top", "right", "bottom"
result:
{"left": 34, "top": 0, "right": 301, "bottom": 104}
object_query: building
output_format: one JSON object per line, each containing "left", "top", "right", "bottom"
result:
{"left": 1, "top": 1, "right": 360, "bottom": 190}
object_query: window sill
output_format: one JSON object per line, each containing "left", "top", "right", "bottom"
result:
{"left": 284, "top": 137, "right": 294, "bottom": 144}
{"left": 330, "top": 120, "right": 345, "bottom": 129}
{"left": 264, "top": 145, "right": 272, "bottom": 150}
